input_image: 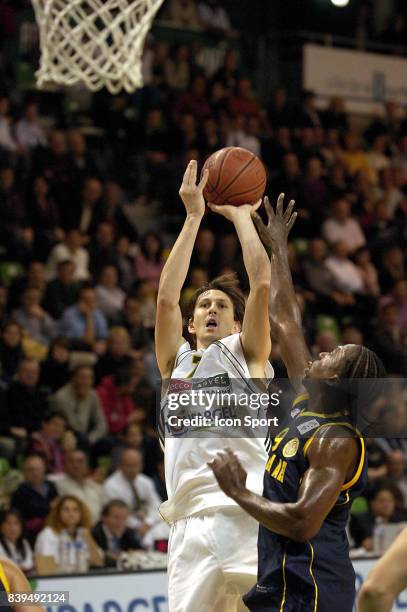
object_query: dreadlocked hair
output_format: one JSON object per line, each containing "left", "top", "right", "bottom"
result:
{"left": 187, "top": 273, "right": 246, "bottom": 324}
{"left": 338, "top": 346, "right": 386, "bottom": 432}
{"left": 341, "top": 345, "right": 386, "bottom": 379}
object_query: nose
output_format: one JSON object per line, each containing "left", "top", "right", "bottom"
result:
{"left": 208, "top": 305, "right": 217, "bottom": 315}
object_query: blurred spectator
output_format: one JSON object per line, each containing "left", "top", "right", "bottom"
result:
{"left": 340, "top": 131, "right": 371, "bottom": 178}
{"left": 385, "top": 279, "right": 407, "bottom": 332}
{"left": 15, "top": 101, "right": 46, "bottom": 152}
{"left": 324, "top": 241, "right": 364, "bottom": 295}
{"left": 7, "top": 262, "right": 47, "bottom": 313}
{"left": 322, "top": 97, "right": 349, "bottom": 132}
{"left": 312, "top": 330, "right": 338, "bottom": 357}
{"left": 67, "top": 129, "right": 99, "bottom": 185}
{"left": 379, "top": 247, "right": 406, "bottom": 293}
{"left": 35, "top": 495, "right": 103, "bottom": 573}
{"left": 95, "top": 327, "right": 134, "bottom": 384}
{"left": 45, "top": 229, "right": 90, "bottom": 282}
{"left": 60, "top": 286, "right": 108, "bottom": 352}
{"left": 89, "top": 223, "right": 118, "bottom": 279}
{"left": 103, "top": 449, "right": 165, "bottom": 547}
{"left": 190, "top": 228, "right": 217, "bottom": 277}
{"left": 29, "top": 412, "right": 76, "bottom": 473}
{"left": 92, "top": 500, "right": 142, "bottom": 566}
{"left": 228, "top": 79, "right": 261, "bottom": 118}
{"left": 110, "top": 423, "right": 144, "bottom": 470}
{"left": 49, "top": 366, "right": 107, "bottom": 445}
{"left": 0, "top": 510, "right": 33, "bottom": 572}
{"left": 371, "top": 303, "right": 407, "bottom": 374}
{"left": 174, "top": 75, "right": 211, "bottom": 122}
{"left": 115, "top": 237, "right": 135, "bottom": 293}
{"left": 78, "top": 177, "right": 104, "bottom": 235}
{"left": 367, "top": 132, "right": 391, "bottom": 176}
{"left": 101, "top": 182, "right": 138, "bottom": 243}
{"left": 96, "top": 265, "right": 126, "bottom": 322}
{"left": 43, "top": 260, "right": 80, "bottom": 320}
{"left": 166, "top": 0, "right": 200, "bottom": 29}
{"left": 4, "top": 359, "right": 49, "bottom": 444}
{"left": 296, "top": 90, "right": 322, "bottom": 129}
{"left": 0, "top": 320, "right": 25, "bottom": 383}
{"left": 354, "top": 247, "right": 380, "bottom": 297}
{"left": 55, "top": 450, "right": 104, "bottom": 525}
{"left": 11, "top": 455, "right": 58, "bottom": 543}
{"left": 12, "top": 287, "right": 57, "bottom": 348}
{"left": 115, "top": 297, "right": 151, "bottom": 350}
{"left": 40, "top": 337, "right": 71, "bottom": 393}
{"left": 165, "top": 44, "right": 191, "bottom": 91}
{"left": 226, "top": 115, "right": 261, "bottom": 156}
{"left": 350, "top": 480, "right": 405, "bottom": 551}
{"left": 97, "top": 369, "right": 138, "bottom": 436}
{"left": 322, "top": 198, "right": 366, "bottom": 253}
{"left": 26, "top": 177, "right": 61, "bottom": 253}
{"left": 0, "top": 94, "right": 18, "bottom": 153}
{"left": 386, "top": 450, "right": 407, "bottom": 507}
{"left": 267, "top": 88, "right": 293, "bottom": 129}
{"left": 212, "top": 50, "right": 240, "bottom": 92}
{"left": 198, "top": 0, "right": 232, "bottom": 35}
{"left": 341, "top": 325, "right": 364, "bottom": 345}
{"left": 134, "top": 232, "right": 164, "bottom": 291}
{"left": 271, "top": 152, "right": 303, "bottom": 204}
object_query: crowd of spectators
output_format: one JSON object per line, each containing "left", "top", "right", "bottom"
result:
{"left": 0, "top": 0, "right": 406, "bottom": 576}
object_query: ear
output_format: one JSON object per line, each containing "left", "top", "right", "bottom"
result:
{"left": 232, "top": 321, "right": 241, "bottom": 334}
{"left": 188, "top": 318, "right": 196, "bottom": 336}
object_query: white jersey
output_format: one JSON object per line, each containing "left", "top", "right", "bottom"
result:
{"left": 159, "top": 333, "right": 274, "bottom": 524}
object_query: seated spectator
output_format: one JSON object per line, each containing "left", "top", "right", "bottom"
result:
{"left": 350, "top": 481, "right": 405, "bottom": 551}
{"left": 371, "top": 303, "right": 407, "bottom": 374}
{"left": 386, "top": 279, "right": 407, "bottom": 333}
{"left": 115, "top": 297, "right": 151, "bottom": 351}
{"left": 271, "top": 152, "right": 303, "bottom": 205}
{"left": 92, "top": 500, "right": 142, "bottom": 566}
{"left": 341, "top": 325, "right": 364, "bottom": 346}
{"left": 27, "top": 177, "right": 62, "bottom": 258}
{"left": 295, "top": 90, "right": 322, "bottom": 129}
{"left": 300, "top": 156, "right": 329, "bottom": 224}
{"left": 267, "top": 88, "right": 293, "bottom": 130}
{"left": 181, "top": 267, "right": 209, "bottom": 313}
{"left": 198, "top": 0, "right": 232, "bottom": 35}
{"left": 322, "top": 96, "right": 349, "bottom": 132}
{"left": 228, "top": 79, "right": 261, "bottom": 118}
{"left": 133, "top": 281, "right": 157, "bottom": 332}
{"left": 67, "top": 130, "right": 99, "bottom": 186}
{"left": 43, "top": 260, "right": 80, "bottom": 320}
{"left": 11, "top": 455, "right": 58, "bottom": 543}
{"left": 103, "top": 449, "right": 167, "bottom": 548}
{"left": 100, "top": 181, "right": 138, "bottom": 243}
{"left": 49, "top": 366, "right": 107, "bottom": 446}
{"left": 379, "top": 246, "right": 406, "bottom": 293}
{"left": 0, "top": 94, "right": 18, "bottom": 153}
{"left": 354, "top": 247, "right": 380, "bottom": 297}
{"left": 96, "top": 265, "right": 126, "bottom": 322}
{"left": 7, "top": 261, "right": 46, "bottom": 312}
{"left": 134, "top": 232, "right": 164, "bottom": 291}
{"left": 386, "top": 450, "right": 407, "bottom": 508}
{"left": 77, "top": 177, "right": 104, "bottom": 235}
{"left": 0, "top": 167, "right": 26, "bottom": 258}
{"left": 166, "top": 0, "right": 200, "bottom": 29}
{"left": 12, "top": 287, "right": 57, "bottom": 348}
{"left": 325, "top": 241, "right": 364, "bottom": 294}
{"left": 97, "top": 369, "right": 138, "bottom": 436}
{"left": 110, "top": 423, "right": 144, "bottom": 470}
{"left": 95, "top": 327, "right": 134, "bottom": 384}
{"left": 340, "top": 130, "right": 372, "bottom": 178}
{"left": 40, "top": 337, "right": 71, "bottom": 393}
{"left": 4, "top": 359, "right": 49, "bottom": 447}
{"left": 60, "top": 285, "right": 108, "bottom": 353}
{"left": 89, "top": 223, "right": 118, "bottom": 280}
{"left": 35, "top": 495, "right": 103, "bottom": 573}
{"left": 226, "top": 115, "right": 261, "bottom": 156}
{"left": 165, "top": 44, "right": 191, "bottom": 91}
{"left": 45, "top": 229, "right": 90, "bottom": 282}
{"left": 29, "top": 412, "right": 76, "bottom": 474}
{"left": 15, "top": 101, "right": 47, "bottom": 153}
{"left": 115, "top": 236, "right": 135, "bottom": 293}
{"left": 55, "top": 450, "right": 104, "bottom": 525}
{"left": 0, "top": 510, "right": 33, "bottom": 572}
{"left": 367, "top": 132, "right": 391, "bottom": 177}
{"left": 190, "top": 228, "right": 217, "bottom": 277}
{"left": 174, "top": 75, "right": 211, "bottom": 122}
{"left": 322, "top": 198, "right": 366, "bottom": 253}
{"left": 311, "top": 330, "right": 338, "bottom": 357}
{"left": 0, "top": 320, "right": 25, "bottom": 384}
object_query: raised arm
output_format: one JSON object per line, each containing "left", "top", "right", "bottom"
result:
{"left": 253, "top": 195, "right": 310, "bottom": 388}
{"left": 209, "top": 430, "right": 359, "bottom": 542}
{"left": 155, "top": 160, "right": 208, "bottom": 378}
{"left": 208, "top": 202, "right": 271, "bottom": 372}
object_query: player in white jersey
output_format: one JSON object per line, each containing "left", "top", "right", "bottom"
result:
{"left": 156, "top": 160, "right": 272, "bottom": 612}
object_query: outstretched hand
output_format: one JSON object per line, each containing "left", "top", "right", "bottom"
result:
{"left": 207, "top": 200, "right": 261, "bottom": 223}
{"left": 252, "top": 193, "right": 297, "bottom": 248}
{"left": 208, "top": 447, "right": 248, "bottom": 500}
{"left": 179, "top": 160, "right": 209, "bottom": 218}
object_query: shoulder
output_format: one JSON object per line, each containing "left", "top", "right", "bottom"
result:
{"left": 136, "top": 473, "right": 155, "bottom": 488}
{"left": 305, "top": 425, "right": 359, "bottom": 465}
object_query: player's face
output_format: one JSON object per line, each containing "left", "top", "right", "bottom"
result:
{"left": 304, "top": 344, "right": 356, "bottom": 380}
{"left": 189, "top": 289, "right": 241, "bottom": 348}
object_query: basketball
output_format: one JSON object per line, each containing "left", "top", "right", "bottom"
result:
{"left": 202, "top": 147, "right": 267, "bottom": 206}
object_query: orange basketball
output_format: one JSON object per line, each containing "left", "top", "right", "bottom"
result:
{"left": 202, "top": 147, "right": 267, "bottom": 206}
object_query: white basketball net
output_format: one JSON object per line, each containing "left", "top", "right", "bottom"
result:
{"left": 31, "top": 0, "right": 165, "bottom": 94}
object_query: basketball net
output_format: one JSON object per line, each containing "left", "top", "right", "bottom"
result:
{"left": 31, "top": 0, "right": 165, "bottom": 94}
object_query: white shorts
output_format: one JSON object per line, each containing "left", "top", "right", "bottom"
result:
{"left": 167, "top": 508, "right": 258, "bottom": 612}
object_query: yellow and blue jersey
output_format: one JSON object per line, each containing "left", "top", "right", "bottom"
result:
{"left": 244, "top": 394, "right": 367, "bottom": 612}
{"left": 0, "top": 561, "right": 12, "bottom": 611}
